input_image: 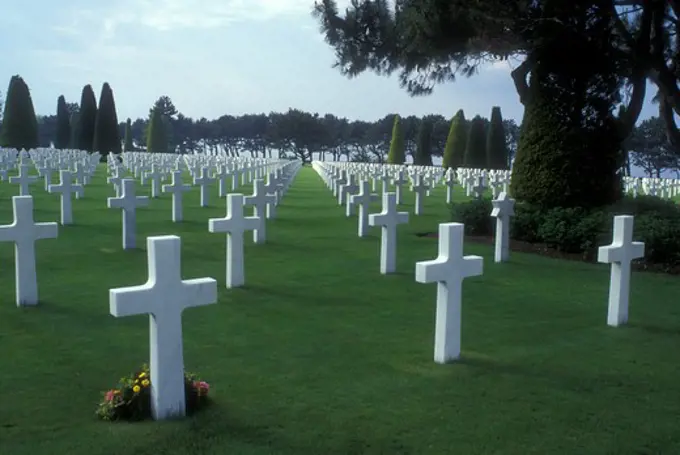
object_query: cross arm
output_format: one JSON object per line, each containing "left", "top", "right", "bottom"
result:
{"left": 110, "top": 284, "right": 157, "bottom": 317}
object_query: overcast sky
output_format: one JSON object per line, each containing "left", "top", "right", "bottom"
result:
{"left": 0, "top": 0, "right": 662, "bottom": 125}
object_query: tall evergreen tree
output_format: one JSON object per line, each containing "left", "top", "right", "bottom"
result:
{"left": 486, "top": 106, "right": 508, "bottom": 170}
{"left": 55, "top": 95, "right": 71, "bottom": 149}
{"left": 0, "top": 75, "right": 39, "bottom": 150}
{"left": 414, "top": 118, "right": 433, "bottom": 166}
{"left": 442, "top": 109, "right": 466, "bottom": 169}
{"left": 146, "top": 107, "right": 168, "bottom": 153}
{"left": 93, "top": 82, "right": 120, "bottom": 154}
{"left": 76, "top": 84, "right": 97, "bottom": 152}
{"left": 387, "top": 114, "right": 405, "bottom": 164}
{"left": 123, "top": 118, "right": 134, "bottom": 152}
{"left": 464, "top": 116, "right": 487, "bottom": 169}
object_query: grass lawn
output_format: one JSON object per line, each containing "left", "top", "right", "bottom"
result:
{"left": 0, "top": 165, "right": 679, "bottom": 455}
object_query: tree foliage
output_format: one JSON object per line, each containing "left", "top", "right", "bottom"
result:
{"left": 464, "top": 116, "right": 486, "bottom": 168}
{"left": 442, "top": 109, "right": 466, "bottom": 169}
{"left": 147, "top": 107, "right": 168, "bottom": 153}
{"left": 55, "top": 95, "right": 71, "bottom": 149}
{"left": 123, "top": 118, "right": 134, "bottom": 152}
{"left": 387, "top": 114, "right": 405, "bottom": 164}
{"left": 0, "top": 75, "right": 39, "bottom": 150}
{"left": 93, "top": 83, "right": 121, "bottom": 154}
{"left": 414, "top": 117, "right": 433, "bottom": 165}
{"left": 625, "top": 116, "right": 680, "bottom": 177}
{"left": 486, "top": 107, "right": 508, "bottom": 170}
{"left": 76, "top": 85, "right": 98, "bottom": 152}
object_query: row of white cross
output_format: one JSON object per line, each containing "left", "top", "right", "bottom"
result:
{"left": 313, "top": 161, "right": 647, "bottom": 364}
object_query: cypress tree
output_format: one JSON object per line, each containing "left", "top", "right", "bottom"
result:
{"left": 0, "top": 75, "right": 39, "bottom": 150}
{"left": 123, "top": 118, "right": 134, "bottom": 152}
{"left": 463, "top": 115, "right": 487, "bottom": 169}
{"left": 147, "top": 107, "right": 168, "bottom": 153}
{"left": 387, "top": 114, "right": 405, "bottom": 164}
{"left": 442, "top": 109, "right": 466, "bottom": 169}
{"left": 55, "top": 95, "right": 71, "bottom": 149}
{"left": 414, "top": 118, "right": 433, "bottom": 166}
{"left": 486, "top": 106, "right": 508, "bottom": 170}
{"left": 93, "top": 82, "right": 121, "bottom": 154}
{"left": 76, "top": 84, "right": 97, "bottom": 152}
{"left": 69, "top": 111, "right": 80, "bottom": 149}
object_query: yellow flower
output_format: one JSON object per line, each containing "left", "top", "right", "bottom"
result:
{"left": 139, "top": 372, "right": 147, "bottom": 379}
{"left": 142, "top": 379, "right": 150, "bottom": 387}
{"left": 133, "top": 385, "right": 141, "bottom": 393}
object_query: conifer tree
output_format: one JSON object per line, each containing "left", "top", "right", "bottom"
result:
{"left": 414, "top": 118, "right": 433, "bottom": 166}
{"left": 93, "top": 82, "right": 120, "bottom": 154}
{"left": 464, "top": 115, "right": 487, "bottom": 169}
{"left": 146, "top": 107, "right": 167, "bottom": 153}
{"left": 387, "top": 114, "right": 405, "bottom": 164}
{"left": 55, "top": 95, "right": 71, "bottom": 149}
{"left": 123, "top": 118, "right": 134, "bottom": 152}
{"left": 442, "top": 109, "right": 467, "bottom": 169}
{"left": 76, "top": 84, "right": 97, "bottom": 152}
{"left": 0, "top": 75, "right": 39, "bottom": 150}
{"left": 486, "top": 107, "right": 508, "bottom": 170}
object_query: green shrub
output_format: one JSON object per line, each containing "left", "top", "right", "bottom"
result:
{"left": 537, "top": 207, "right": 605, "bottom": 255}
{"left": 449, "top": 194, "right": 680, "bottom": 271}
{"left": 451, "top": 198, "right": 493, "bottom": 235}
{"left": 510, "top": 202, "right": 543, "bottom": 243}
{"left": 633, "top": 214, "right": 680, "bottom": 268}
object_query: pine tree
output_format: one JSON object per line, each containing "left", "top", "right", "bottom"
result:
{"left": 442, "top": 109, "right": 467, "bottom": 169}
{"left": 93, "top": 82, "right": 120, "bottom": 154}
{"left": 55, "top": 95, "right": 71, "bottom": 149}
{"left": 146, "top": 107, "right": 168, "bottom": 153}
{"left": 123, "top": 118, "right": 134, "bottom": 152}
{"left": 0, "top": 75, "right": 39, "bottom": 150}
{"left": 463, "top": 115, "right": 487, "bottom": 169}
{"left": 486, "top": 107, "right": 508, "bottom": 170}
{"left": 76, "top": 84, "right": 97, "bottom": 152}
{"left": 414, "top": 118, "right": 433, "bottom": 165}
{"left": 387, "top": 114, "right": 405, "bottom": 164}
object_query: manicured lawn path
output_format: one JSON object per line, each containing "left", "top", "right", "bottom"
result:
{"left": 0, "top": 165, "right": 679, "bottom": 455}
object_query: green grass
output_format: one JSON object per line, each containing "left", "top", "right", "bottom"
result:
{"left": 1, "top": 166, "right": 679, "bottom": 455}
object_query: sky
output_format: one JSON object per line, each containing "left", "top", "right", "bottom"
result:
{"left": 0, "top": 0, "right": 662, "bottom": 125}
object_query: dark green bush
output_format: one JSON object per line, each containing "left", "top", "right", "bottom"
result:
{"left": 633, "top": 214, "right": 680, "bottom": 267}
{"left": 510, "top": 202, "right": 543, "bottom": 243}
{"left": 451, "top": 198, "right": 493, "bottom": 235}
{"left": 449, "top": 194, "right": 680, "bottom": 270}
{"left": 537, "top": 207, "right": 605, "bottom": 254}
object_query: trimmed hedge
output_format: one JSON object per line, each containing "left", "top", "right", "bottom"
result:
{"left": 451, "top": 195, "right": 680, "bottom": 270}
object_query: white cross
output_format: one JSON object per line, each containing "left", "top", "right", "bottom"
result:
{"left": 392, "top": 171, "right": 408, "bottom": 204}
{"left": 411, "top": 174, "right": 428, "bottom": 215}
{"left": 9, "top": 164, "right": 38, "bottom": 196}
{"left": 444, "top": 170, "right": 456, "bottom": 204}
{"left": 208, "top": 194, "right": 259, "bottom": 288}
{"left": 597, "top": 215, "right": 645, "bottom": 327}
{"left": 368, "top": 192, "right": 409, "bottom": 274}
{"left": 471, "top": 177, "right": 485, "bottom": 199}
{"left": 215, "top": 164, "right": 230, "bottom": 197}
{"left": 48, "top": 170, "right": 83, "bottom": 225}
{"left": 490, "top": 192, "right": 515, "bottom": 263}
{"left": 108, "top": 167, "right": 123, "bottom": 197}
{"left": 107, "top": 179, "right": 149, "bottom": 250}
{"left": 339, "top": 174, "right": 358, "bottom": 208}
{"left": 109, "top": 235, "right": 217, "bottom": 420}
{"left": 0, "top": 196, "right": 58, "bottom": 306}
{"left": 349, "top": 180, "right": 378, "bottom": 237}
{"left": 263, "top": 174, "right": 281, "bottom": 219}
{"left": 145, "top": 164, "right": 164, "bottom": 198}
{"left": 415, "top": 223, "right": 483, "bottom": 363}
{"left": 244, "top": 179, "right": 274, "bottom": 244}
{"left": 193, "top": 167, "right": 214, "bottom": 207}
{"left": 162, "top": 170, "right": 192, "bottom": 222}
{"left": 37, "top": 164, "right": 54, "bottom": 191}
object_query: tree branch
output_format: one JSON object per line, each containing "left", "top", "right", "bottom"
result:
{"left": 510, "top": 56, "right": 533, "bottom": 106}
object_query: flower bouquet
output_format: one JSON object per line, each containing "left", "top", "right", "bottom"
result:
{"left": 96, "top": 364, "right": 211, "bottom": 421}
